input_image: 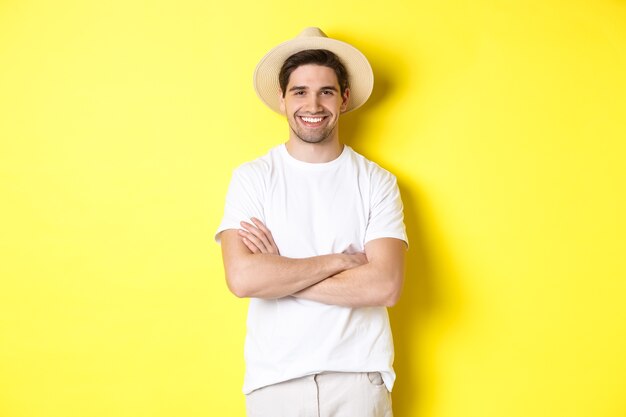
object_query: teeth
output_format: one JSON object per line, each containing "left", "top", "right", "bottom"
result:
{"left": 301, "top": 116, "right": 324, "bottom": 123}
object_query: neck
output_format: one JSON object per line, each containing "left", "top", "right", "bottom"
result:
{"left": 285, "top": 137, "right": 344, "bottom": 163}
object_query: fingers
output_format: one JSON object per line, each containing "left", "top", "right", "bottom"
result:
{"left": 342, "top": 251, "right": 368, "bottom": 269}
{"left": 240, "top": 220, "right": 272, "bottom": 252}
{"left": 251, "top": 217, "right": 272, "bottom": 237}
{"left": 238, "top": 218, "right": 279, "bottom": 255}
{"left": 241, "top": 236, "right": 261, "bottom": 254}
{"left": 355, "top": 252, "right": 368, "bottom": 265}
{"left": 351, "top": 252, "right": 368, "bottom": 267}
{"left": 251, "top": 217, "right": 280, "bottom": 254}
{"left": 238, "top": 225, "right": 269, "bottom": 253}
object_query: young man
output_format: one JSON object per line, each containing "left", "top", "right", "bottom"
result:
{"left": 215, "top": 27, "right": 408, "bottom": 417}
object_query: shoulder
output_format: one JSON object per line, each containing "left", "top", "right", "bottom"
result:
{"left": 345, "top": 146, "right": 398, "bottom": 183}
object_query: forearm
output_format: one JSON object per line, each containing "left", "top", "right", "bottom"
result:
{"left": 294, "top": 238, "right": 407, "bottom": 308}
{"left": 293, "top": 263, "right": 402, "bottom": 307}
{"left": 225, "top": 251, "right": 353, "bottom": 299}
{"left": 221, "top": 226, "right": 400, "bottom": 303}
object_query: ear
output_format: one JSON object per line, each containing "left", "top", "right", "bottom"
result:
{"left": 340, "top": 88, "right": 350, "bottom": 113}
{"left": 279, "top": 90, "right": 286, "bottom": 114}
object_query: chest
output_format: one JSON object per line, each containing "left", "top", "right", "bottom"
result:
{"left": 263, "top": 168, "right": 371, "bottom": 257}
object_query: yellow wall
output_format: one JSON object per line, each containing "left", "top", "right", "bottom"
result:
{"left": 1, "top": 0, "right": 625, "bottom": 416}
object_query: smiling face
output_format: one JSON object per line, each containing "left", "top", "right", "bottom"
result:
{"left": 279, "top": 64, "right": 350, "bottom": 145}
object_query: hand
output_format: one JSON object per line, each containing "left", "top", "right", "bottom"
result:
{"left": 238, "top": 217, "right": 280, "bottom": 255}
{"left": 343, "top": 251, "right": 368, "bottom": 269}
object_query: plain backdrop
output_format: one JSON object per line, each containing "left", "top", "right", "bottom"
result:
{"left": 1, "top": 0, "right": 625, "bottom": 416}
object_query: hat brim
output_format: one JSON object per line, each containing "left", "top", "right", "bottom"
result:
{"left": 253, "top": 36, "right": 374, "bottom": 114}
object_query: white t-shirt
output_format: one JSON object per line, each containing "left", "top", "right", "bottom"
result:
{"left": 215, "top": 144, "right": 408, "bottom": 394}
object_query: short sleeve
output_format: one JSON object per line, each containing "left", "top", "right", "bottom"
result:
{"left": 364, "top": 170, "right": 408, "bottom": 247}
{"left": 214, "top": 163, "right": 267, "bottom": 243}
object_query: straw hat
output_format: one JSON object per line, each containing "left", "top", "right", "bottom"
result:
{"left": 253, "top": 27, "right": 374, "bottom": 114}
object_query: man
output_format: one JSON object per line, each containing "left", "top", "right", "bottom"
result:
{"left": 215, "top": 27, "right": 408, "bottom": 417}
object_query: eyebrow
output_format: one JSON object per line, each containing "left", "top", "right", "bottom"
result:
{"left": 288, "top": 85, "right": 339, "bottom": 92}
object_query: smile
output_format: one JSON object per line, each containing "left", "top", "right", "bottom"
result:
{"left": 298, "top": 115, "right": 328, "bottom": 127}
{"left": 301, "top": 116, "right": 324, "bottom": 123}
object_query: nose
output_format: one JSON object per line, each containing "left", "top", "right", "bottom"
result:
{"left": 304, "top": 94, "right": 323, "bottom": 113}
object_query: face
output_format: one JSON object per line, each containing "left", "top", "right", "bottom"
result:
{"left": 279, "top": 64, "right": 350, "bottom": 144}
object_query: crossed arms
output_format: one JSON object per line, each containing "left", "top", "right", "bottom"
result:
{"left": 219, "top": 218, "right": 406, "bottom": 308}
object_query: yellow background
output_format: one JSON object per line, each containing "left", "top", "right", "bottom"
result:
{"left": 1, "top": 0, "right": 625, "bottom": 416}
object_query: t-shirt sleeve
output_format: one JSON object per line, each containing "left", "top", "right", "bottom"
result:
{"left": 364, "top": 170, "right": 408, "bottom": 247}
{"left": 214, "top": 163, "right": 266, "bottom": 243}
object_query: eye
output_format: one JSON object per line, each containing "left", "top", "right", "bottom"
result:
{"left": 321, "top": 90, "right": 334, "bottom": 96}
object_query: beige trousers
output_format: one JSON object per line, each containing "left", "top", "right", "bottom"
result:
{"left": 245, "top": 372, "right": 393, "bottom": 417}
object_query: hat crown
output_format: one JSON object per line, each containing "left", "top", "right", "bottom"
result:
{"left": 297, "top": 27, "right": 328, "bottom": 39}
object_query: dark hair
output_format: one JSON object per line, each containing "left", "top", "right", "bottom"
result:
{"left": 279, "top": 49, "right": 350, "bottom": 97}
